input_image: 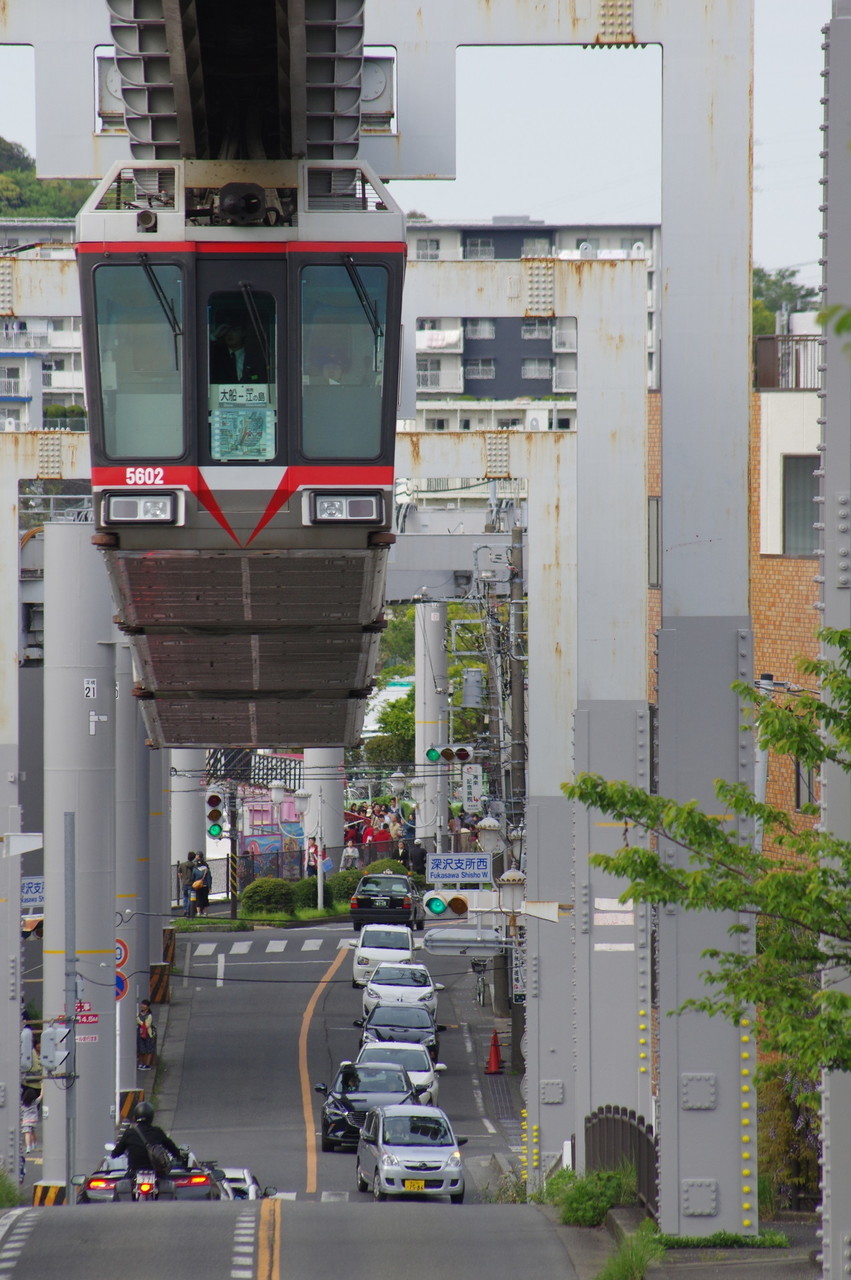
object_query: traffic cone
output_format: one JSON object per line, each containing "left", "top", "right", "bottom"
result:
{"left": 484, "top": 1030, "right": 503, "bottom": 1074}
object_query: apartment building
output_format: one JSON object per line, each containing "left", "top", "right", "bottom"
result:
{"left": 0, "top": 218, "right": 85, "bottom": 433}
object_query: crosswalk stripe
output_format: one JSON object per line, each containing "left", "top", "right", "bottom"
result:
{"left": 320, "top": 1191, "right": 350, "bottom": 1202}
{"left": 265, "top": 940, "right": 287, "bottom": 952}
{"left": 194, "top": 943, "right": 216, "bottom": 956}
{"left": 230, "top": 941, "right": 252, "bottom": 954}
{"left": 301, "top": 938, "right": 321, "bottom": 951}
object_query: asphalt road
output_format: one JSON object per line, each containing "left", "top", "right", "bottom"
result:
{"left": 2, "top": 920, "right": 583, "bottom": 1279}
{"left": 164, "top": 920, "right": 511, "bottom": 1197}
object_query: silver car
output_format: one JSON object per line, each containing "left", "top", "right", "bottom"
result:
{"left": 356, "top": 1104, "right": 466, "bottom": 1203}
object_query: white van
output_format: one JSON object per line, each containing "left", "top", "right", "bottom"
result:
{"left": 351, "top": 923, "right": 418, "bottom": 987}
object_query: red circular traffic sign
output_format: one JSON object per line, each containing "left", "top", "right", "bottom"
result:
{"left": 115, "top": 937, "right": 129, "bottom": 969}
{"left": 115, "top": 971, "right": 128, "bottom": 1001}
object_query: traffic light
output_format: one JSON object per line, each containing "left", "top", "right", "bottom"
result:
{"left": 423, "top": 890, "right": 469, "bottom": 918}
{"left": 425, "top": 744, "right": 474, "bottom": 763}
{"left": 40, "top": 1021, "right": 72, "bottom": 1074}
{"left": 206, "top": 792, "right": 224, "bottom": 838}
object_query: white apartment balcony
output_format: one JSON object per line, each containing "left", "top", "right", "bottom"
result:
{"left": 552, "top": 321, "right": 578, "bottom": 353}
{"left": 553, "top": 367, "right": 578, "bottom": 394}
{"left": 0, "top": 330, "right": 44, "bottom": 350}
{"left": 42, "top": 370, "right": 84, "bottom": 390}
{"left": 415, "top": 327, "right": 463, "bottom": 355}
{"left": 0, "top": 378, "right": 23, "bottom": 396}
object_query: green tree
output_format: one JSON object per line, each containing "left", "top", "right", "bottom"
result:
{"left": 564, "top": 628, "right": 851, "bottom": 1078}
{"left": 0, "top": 133, "right": 94, "bottom": 220}
{"left": 753, "top": 265, "right": 818, "bottom": 317}
{"left": 752, "top": 297, "right": 776, "bottom": 337}
{"left": 363, "top": 687, "right": 415, "bottom": 766}
{"left": 0, "top": 137, "right": 34, "bottom": 172}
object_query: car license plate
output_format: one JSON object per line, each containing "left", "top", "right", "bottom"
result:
{"left": 403, "top": 1179, "right": 425, "bottom": 1191}
{"left": 374, "top": 898, "right": 388, "bottom": 908}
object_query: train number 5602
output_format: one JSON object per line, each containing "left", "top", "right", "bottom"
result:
{"left": 125, "top": 467, "right": 165, "bottom": 485}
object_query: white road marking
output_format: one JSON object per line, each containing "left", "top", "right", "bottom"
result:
{"left": 230, "top": 941, "right": 252, "bottom": 954}
{"left": 266, "top": 939, "right": 287, "bottom": 952}
{"left": 482, "top": 1118, "right": 497, "bottom": 1134}
{"left": 194, "top": 942, "right": 216, "bottom": 956}
{"left": 301, "top": 938, "right": 321, "bottom": 951}
{"left": 217, "top": 952, "right": 225, "bottom": 988}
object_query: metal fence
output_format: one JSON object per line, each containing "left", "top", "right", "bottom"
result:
{"left": 584, "top": 1104, "right": 658, "bottom": 1219}
{"left": 754, "top": 334, "right": 821, "bottom": 390}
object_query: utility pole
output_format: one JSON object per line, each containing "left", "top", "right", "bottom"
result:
{"left": 508, "top": 523, "right": 526, "bottom": 827}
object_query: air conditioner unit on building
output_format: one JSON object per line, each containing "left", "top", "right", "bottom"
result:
{"left": 4, "top": 418, "right": 16, "bottom": 432}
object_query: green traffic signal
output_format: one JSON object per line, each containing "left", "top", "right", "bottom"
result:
{"left": 424, "top": 891, "right": 450, "bottom": 915}
{"left": 207, "top": 792, "right": 224, "bottom": 838}
{"left": 425, "top": 745, "right": 441, "bottom": 763}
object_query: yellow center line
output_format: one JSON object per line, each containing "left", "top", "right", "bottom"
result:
{"left": 299, "top": 941, "right": 348, "bottom": 1194}
{"left": 256, "top": 1195, "right": 280, "bottom": 1280}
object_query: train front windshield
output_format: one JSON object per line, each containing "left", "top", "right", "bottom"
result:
{"left": 90, "top": 254, "right": 396, "bottom": 467}
{"left": 93, "top": 263, "right": 184, "bottom": 460}
{"left": 300, "top": 263, "right": 389, "bottom": 460}
{"left": 208, "top": 290, "right": 277, "bottom": 462}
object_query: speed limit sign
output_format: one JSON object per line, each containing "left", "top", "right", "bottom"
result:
{"left": 115, "top": 937, "right": 129, "bottom": 969}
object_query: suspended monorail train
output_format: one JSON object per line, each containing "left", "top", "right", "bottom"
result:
{"left": 77, "top": 159, "right": 406, "bottom": 749}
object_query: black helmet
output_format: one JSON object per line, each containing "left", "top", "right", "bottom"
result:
{"left": 134, "top": 1100, "right": 154, "bottom": 1123}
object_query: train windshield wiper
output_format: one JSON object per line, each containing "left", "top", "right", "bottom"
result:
{"left": 138, "top": 255, "right": 182, "bottom": 368}
{"left": 342, "top": 254, "right": 383, "bottom": 343}
{"left": 239, "top": 281, "right": 271, "bottom": 372}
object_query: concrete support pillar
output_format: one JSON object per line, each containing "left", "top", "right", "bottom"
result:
{"left": 42, "top": 525, "right": 117, "bottom": 1183}
{"left": 653, "top": 3, "right": 756, "bottom": 1237}
{"left": 147, "top": 750, "right": 169, "bottom": 970}
{"left": 302, "top": 747, "right": 345, "bottom": 864}
{"left": 0, "top": 836, "right": 22, "bottom": 1178}
{"left": 414, "top": 601, "right": 448, "bottom": 851}
{"left": 114, "top": 640, "right": 147, "bottom": 1091}
{"left": 816, "top": 12, "right": 851, "bottom": 1277}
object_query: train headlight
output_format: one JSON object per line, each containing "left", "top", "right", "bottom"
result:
{"left": 310, "top": 493, "right": 383, "bottom": 524}
{"left": 103, "top": 492, "right": 178, "bottom": 524}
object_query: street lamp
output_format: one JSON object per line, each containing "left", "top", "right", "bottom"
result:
{"left": 496, "top": 868, "right": 527, "bottom": 937}
{"left": 475, "top": 814, "right": 506, "bottom": 877}
{"left": 292, "top": 787, "right": 324, "bottom": 909}
{"left": 387, "top": 769, "right": 407, "bottom": 798}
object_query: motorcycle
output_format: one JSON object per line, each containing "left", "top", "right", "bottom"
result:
{"left": 74, "top": 1143, "right": 223, "bottom": 1203}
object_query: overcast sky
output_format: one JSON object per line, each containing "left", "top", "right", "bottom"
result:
{"left": 0, "top": 0, "right": 831, "bottom": 287}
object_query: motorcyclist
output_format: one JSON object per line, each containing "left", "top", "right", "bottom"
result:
{"left": 111, "top": 1100, "right": 182, "bottom": 1175}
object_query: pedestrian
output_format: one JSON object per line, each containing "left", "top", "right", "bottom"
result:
{"left": 410, "top": 840, "right": 427, "bottom": 876}
{"left": 193, "top": 854, "right": 211, "bottom": 916}
{"left": 137, "top": 999, "right": 157, "bottom": 1071}
{"left": 177, "top": 850, "right": 197, "bottom": 916}
{"left": 374, "top": 822, "right": 393, "bottom": 855}
{"left": 341, "top": 837, "right": 358, "bottom": 871}
{"left": 21, "top": 1082, "right": 41, "bottom": 1152}
{"left": 396, "top": 838, "right": 411, "bottom": 870}
{"left": 306, "top": 838, "right": 320, "bottom": 876}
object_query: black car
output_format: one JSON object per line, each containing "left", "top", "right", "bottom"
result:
{"left": 355, "top": 1003, "right": 446, "bottom": 1063}
{"left": 315, "top": 1062, "right": 422, "bottom": 1151}
{"left": 350, "top": 871, "right": 425, "bottom": 932}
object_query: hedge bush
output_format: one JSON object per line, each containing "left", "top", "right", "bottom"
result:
{"left": 291, "top": 876, "right": 319, "bottom": 909}
{"left": 240, "top": 877, "right": 295, "bottom": 916}
{"left": 326, "top": 869, "right": 362, "bottom": 902}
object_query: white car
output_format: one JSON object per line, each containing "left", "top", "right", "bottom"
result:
{"left": 362, "top": 963, "right": 441, "bottom": 1018}
{"left": 355, "top": 1041, "right": 446, "bottom": 1105}
{"left": 351, "top": 923, "right": 418, "bottom": 988}
{"left": 216, "top": 1167, "right": 275, "bottom": 1200}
